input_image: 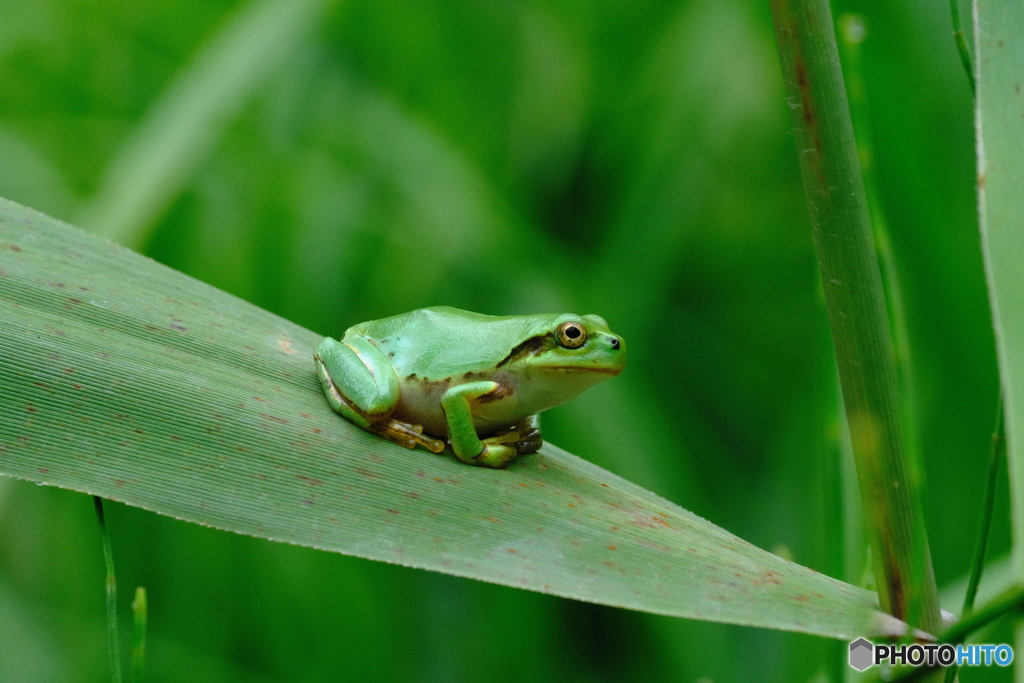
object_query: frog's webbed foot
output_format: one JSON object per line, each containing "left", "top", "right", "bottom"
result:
{"left": 485, "top": 415, "right": 542, "bottom": 456}
{"left": 377, "top": 419, "right": 446, "bottom": 453}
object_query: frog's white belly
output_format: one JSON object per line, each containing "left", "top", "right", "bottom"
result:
{"left": 392, "top": 371, "right": 529, "bottom": 438}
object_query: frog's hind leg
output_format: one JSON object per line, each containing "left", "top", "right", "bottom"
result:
{"left": 314, "top": 336, "right": 444, "bottom": 453}
{"left": 483, "top": 415, "right": 542, "bottom": 455}
{"left": 314, "top": 336, "right": 393, "bottom": 426}
{"left": 503, "top": 414, "right": 542, "bottom": 455}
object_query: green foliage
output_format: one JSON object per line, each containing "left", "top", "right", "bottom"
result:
{"left": 0, "top": 0, "right": 1012, "bottom": 681}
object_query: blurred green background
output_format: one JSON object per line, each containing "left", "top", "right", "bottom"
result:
{"left": 0, "top": 0, "right": 1007, "bottom": 680}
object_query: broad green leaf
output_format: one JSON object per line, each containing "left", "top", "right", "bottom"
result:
{"left": 0, "top": 198, "right": 909, "bottom": 639}
{"left": 975, "top": 0, "right": 1024, "bottom": 580}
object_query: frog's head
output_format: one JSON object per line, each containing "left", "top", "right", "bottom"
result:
{"left": 501, "top": 313, "right": 626, "bottom": 387}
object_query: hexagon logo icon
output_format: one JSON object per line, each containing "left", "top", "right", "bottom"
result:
{"left": 849, "top": 638, "right": 874, "bottom": 671}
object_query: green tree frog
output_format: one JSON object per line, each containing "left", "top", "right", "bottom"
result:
{"left": 314, "top": 306, "right": 626, "bottom": 468}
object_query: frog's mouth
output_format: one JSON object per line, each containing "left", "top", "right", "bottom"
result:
{"left": 542, "top": 364, "right": 624, "bottom": 375}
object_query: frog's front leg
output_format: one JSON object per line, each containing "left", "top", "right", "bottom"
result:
{"left": 440, "top": 381, "right": 531, "bottom": 468}
{"left": 314, "top": 336, "right": 444, "bottom": 453}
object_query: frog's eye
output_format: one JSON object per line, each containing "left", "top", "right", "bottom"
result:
{"left": 556, "top": 321, "right": 587, "bottom": 349}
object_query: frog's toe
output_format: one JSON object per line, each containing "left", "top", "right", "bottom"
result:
{"left": 482, "top": 431, "right": 521, "bottom": 447}
{"left": 468, "top": 444, "right": 519, "bottom": 469}
{"left": 496, "top": 419, "right": 542, "bottom": 455}
{"left": 514, "top": 432, "right": 542, "bottom": 455}
{"left": 380, "top": 420, "right": 446, "bottom": 453}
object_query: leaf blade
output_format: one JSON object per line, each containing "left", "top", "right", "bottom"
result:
{"left": 0, "top": 198, "right": 906, "bottom": 639}
{"left": 974, "top": 0, "right": 1024, "bottom": 582}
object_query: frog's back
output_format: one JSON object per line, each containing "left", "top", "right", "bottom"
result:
{"left": 350, "top": 306, "right": 543, "bottom": 380}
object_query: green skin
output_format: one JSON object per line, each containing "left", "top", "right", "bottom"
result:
{"left": 314, "top": 306, "right": 626, "bottom": 468}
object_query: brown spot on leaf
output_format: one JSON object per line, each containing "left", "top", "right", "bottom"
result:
{"left": 356, "top": 467, "right": 380, "bottom": 480}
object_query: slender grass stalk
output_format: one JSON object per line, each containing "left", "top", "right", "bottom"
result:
{"left": 937, "top": 584, "right": 1024, "bottom": 650}
{"left": 942, "top": 397, "right": 1005, "bottom": 683}
{"left": 132, "top": 587, "right": 148, "bottom": 683}
{"left": 769, "top": 0, "right": 942, "bottom": 635}
{"left": 94, "top": 496, "right": 123, "bottom": 683}
{"left": 891, "top": 584, "right": 1024, "bottom": 683}
{"left": 948, "top": 0, "right": 975, "bottom": 94}
{"left": 962, "top": 398, "right": 1005, "bottom": 618}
